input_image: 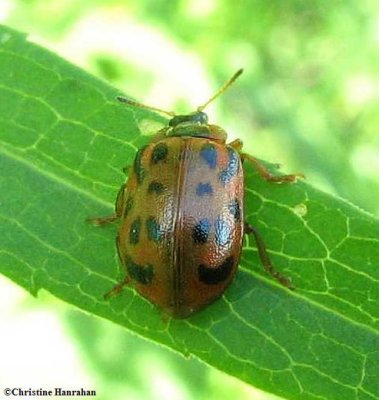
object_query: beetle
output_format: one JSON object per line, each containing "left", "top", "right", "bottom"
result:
{"left": 90, "top": 69, "right": 302, "bottom": 318}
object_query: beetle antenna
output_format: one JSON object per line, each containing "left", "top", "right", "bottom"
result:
{"left": 197, "top": 69, "right": 243, "bottom": 112}
{"left": 117, "top": 96, "right": 176, "bottom": 117}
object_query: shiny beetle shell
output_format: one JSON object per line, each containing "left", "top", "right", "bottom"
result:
{"left": 116, "top": 120, "right": 244, "bottom": 318}
{"left": 95, "top": 70, "right": 299, "bottom": 318}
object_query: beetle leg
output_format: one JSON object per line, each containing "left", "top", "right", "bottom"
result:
{"left": 229, "top": 139, "right": 303, "bottom": 182}
{"left": 86, "top": 214, "right": 119, "bottom": 226}
{"left": 87, "top": 183, "right": 128, "bottom": 226}
{"left": 244, "top": 222, "right": 294, "bottom": 290}
{"left": 242, "top": 153, "right": 304, "bottom": 183}
{"left": 104, "top": 276, "right": 131, "bottom": 300}
{"left": 228, "top": 138, "right": 244, "bottom": 151}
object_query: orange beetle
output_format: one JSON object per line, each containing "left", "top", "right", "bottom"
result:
{"left": 91, "top": 70, "right": 301, "bottom": 318}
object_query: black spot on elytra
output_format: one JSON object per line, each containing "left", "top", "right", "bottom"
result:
{"left": 192, "top": 219, "right": 211, "bottom": 244}
{"left": 129, "top": 217, "right": 141, "bottom": 244}
{"left": 196, "top": 182, "right": 213, "bottom": 196}
{"left": 215, "top": 217, "right": 232, "bottom": 246}
{"left": 198, "top": 256, "right": 234, "bottom": 285}
{"left": 126, "top": 256, "right": 154, "bottom": 285}
{"left": 200, "top": 143, "right": 217, "bottom": 169}
{"left": 219, "top": 147, "right": 239, "bottom": 185}
{"left": 151, "top": 143, "right": 168, "bottom": 164}
{"left": 228, "top": 198, "right": 241, "bottom": 221}
{"left": 134, "top": 146, "right": 148, "bottom": 184}
{"left": 148, "top": 181, "right": 165, "bottom": 194}
{"left": 146, "top": 217, "right": 163, "bottom": 242}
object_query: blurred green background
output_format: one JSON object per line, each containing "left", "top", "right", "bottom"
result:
{"left": 1, "top": 1, "right": 378, "bottom": 399}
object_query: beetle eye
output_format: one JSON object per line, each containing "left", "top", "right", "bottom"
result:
{"left": 197, "top": 112, "right": 208, "bottom": 124}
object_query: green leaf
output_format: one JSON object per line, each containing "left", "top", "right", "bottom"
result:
{"left": 1, "top": 24, "right": 378, "bottom": 400}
